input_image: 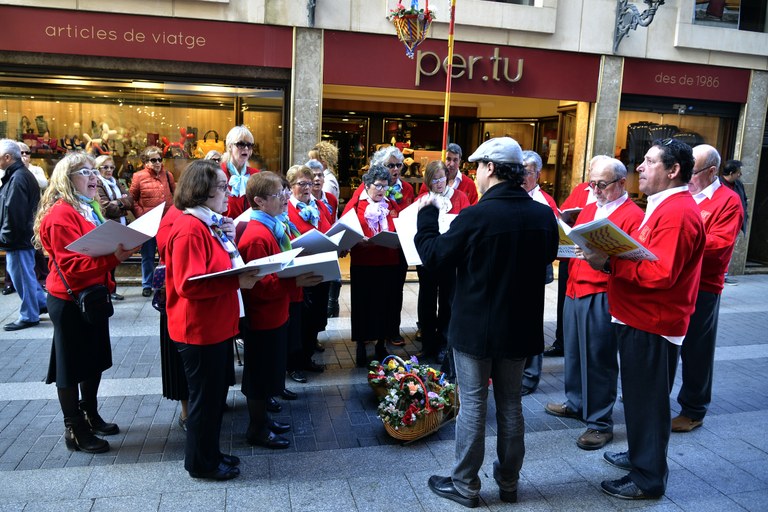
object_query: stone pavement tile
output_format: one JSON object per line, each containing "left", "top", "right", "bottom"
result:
{"left": 667, "top": 494, "right": 749, "bottom": 512}
{"left": 225, "top": 483, "right": 291, "bottom": 511}
{"left": 159, "top": 488, "right": 226, "bottom": 512}
{"left": 348, "top": 474, "right": 423, "bottom": 512}
{"left": 730, "top": 489, "right": 768, "bottom": 512}
{"left": 0, "top": 503, "right": 24, "bottom": 512}
{"left": 91, "top": 493, "right": 162, "bottom": 512}
{"left": 521, "top": 457, "right": 585, "bottom": 487}
{"left": 0, "top": 466, "right": 90, "bottom": 502}
{"left": 21, "top": 498, "right": 95, "bottom": 512}
{"left": 81, "top": 460, "right": 200, "bottom": 497}
{"left": 737, "top": 460, "right": 768, "bottom": 484}
{"left": 289, "top": 478, "right": 356, "bottom": 512}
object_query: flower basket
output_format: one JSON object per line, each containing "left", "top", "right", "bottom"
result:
{"left": 388, "top": 1, "right": 434, "bottom": 58}
{"left": 367, "top": 354, "right": 411, "bottom": 399}
{"left": 380, "top": 373, "right": 444, "bottom": 442}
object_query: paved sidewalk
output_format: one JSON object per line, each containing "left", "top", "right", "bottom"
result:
{"left": 0, "top": 276, "right": 767, "bottom": 510}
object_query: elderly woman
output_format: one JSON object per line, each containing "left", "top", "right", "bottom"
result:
{"left": 95, "top": 155, "right": 134, "bottom": 301}
{"left": 237, "top": 171, "right": 321, "bottom": 448}
{"left": 34, "top": 151, "right": 137, "bottom": 453}
{"left": 307, "top": 158, "right": 338, "bottom": 224}
{"left": 221, "top": 125, "right": 259, "bottom": 219}
{"left": 310, "top": 141, "right": 340, "bottom": 200}
{"left": 130, "top": 146, "right": 175, "bottom": 297}
{"left": 343, "top": 164, "right": 403, "bottom": 367}
{"left": 165, "top": 159, "right": 262, "bottom": 481}
{"left": 285, "top": 164, "right": 330, "bottom": 382}
{"left": 415, "top": 161, "right": 470, "bottom": 362}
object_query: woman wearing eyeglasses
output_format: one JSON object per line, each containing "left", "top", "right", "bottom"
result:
{"left": 95, "top": 155, "right": 134, "bottom": 301}
{"left": 34, "top": 151, "right": 138, "bottom": 454}
{"left": 221, "top": 125, "right": 259, "bottom": 220}
{"left": 130, "top": 146, "right": 176, "bottom": 297}
{"left": 415, "top": 161, "right": 470, "bottom": 363}
{"left": 343, "top": 164, "right": 403, "bottom": 367}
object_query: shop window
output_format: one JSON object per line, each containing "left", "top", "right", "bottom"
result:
{"left": 321, "top": 116, "right": 369, "bottom": 196}
{"left": 0, "top": 75, "right": 284, "bottom": 186}
{"left": 693, "top": 1, "right": 767, "bottom": 33}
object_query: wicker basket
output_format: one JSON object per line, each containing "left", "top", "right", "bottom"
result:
{"left": 391, "top": 14, "right": 432, "bottom": 58}
{"left": 380, "top": 373, "right": 444, "bottom": 442}
{"left": 368, "top": 354, "right": 408, "bottom": 399}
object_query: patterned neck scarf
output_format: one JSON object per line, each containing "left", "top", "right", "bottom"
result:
{"left": 277, "top": 212, "right": 301, "bottom": 240}
{"left": 226, "top": 161, "right": 249, "bottom": 197}
{"left": 184, "top": 206, "right": 244, "bottom": 268}
{"left": 364, "top": 198, "right": 389, "bottom": 234}
{"left": 427, "top": 188, "right": 453, "bottom": 214}
{"left": 386, "top": 180, "right": 403, "bottom": 202}
{"left": 250, "top": 209, "right": 292, "bottom": 252}
{"left": 99, "top": 175, "right": 121, "bottom": 201}
{"left": 77, "top": 194, "right": 104, "bottom": 225}
{"left": 318, "top": 192, "right": 333, "bottom": 215}
{"left": 295, "top": 198, "right": 320, "bottom": 227}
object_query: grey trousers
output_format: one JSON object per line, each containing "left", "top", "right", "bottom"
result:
{"left": 452, "top": 349, "right": 526, "bottom": 498}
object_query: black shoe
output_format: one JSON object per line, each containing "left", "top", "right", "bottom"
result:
{"left": 266, "top": 397, "right": 282, "bottom": 413}
{"left": 268, "top": 419, "right": 291, "bottom": 434}
{"left": 110, "top": 293, "right": 124, "bottom": 301}
{"left": 304, "top": 361, "right": 325, "bottom": 373}
{"left": 64, "top": 416, "right": 110, "bottom": 454}
{"left": 521, "top": 386, "right": 535, "bottom": 396}
{"left": 415, "top": 329, "right": 423, "bottom": 342}
{"left": 388, "top": 336, "right": 406, "bottom": 347}
{"left": 189, "top": 463, "right": 240, "bottom": 481}
{"left": 601, "top": 475, "right": 660, "bottom": 500}
{"left": 39, "top": 307, "right": 48, "bottom": 315}
{"left": 280, "top": 388, "right": 298, "bottom": 400}
{"left": 375, "top": 341, "right": 388, "bottom": 362}
{"left": 142, "top": 287, "right": 152, "bottom": 297}
{"left": 427, "top": 475, "right": 479, "bottom": 508}
{"left": 4, "top": 320, "right": 39, "bottom": 331}
{"left": 2, "top": 285, "right": 15, "bottom": 295}
{"left": 327, "top": 302, "right": 339, "bottom": 318}
{"left": 314, "top": 341, "right": 325, "bottom": 353}
{"left": 603, "top": 450, "right": 632, "bottom": 470}
{"left": 178, "top": 416, "right": 187, "bottom": 432}
{"left": 220, "top": 453, "right": 240, "bottom": 467}
{"left": 247, "top": 430, "right": 290, "bottom": 449}
{"left": 79, "top": 401, "right": 120, "bottom": 436}
{"left": 288, "top": 370, "right": 307, "bottom": 383}
{"left": 543, "top": 346, "right": 564, "bottom": 357}
{"left": 499, "top": 489, "right": 518, "bottom": 503}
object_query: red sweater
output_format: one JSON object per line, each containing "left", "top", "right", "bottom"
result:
{"left": 566, "top": 198, "right": 644, "bottom": 299}
{"left": 165, "top": 213, "right": 241, "bottom": 345}
{"left": 415, "top": 188, "right": 471, "bottom": 214}
{"left": 238, "top": 220, "right": 297, "bottom": 330}
{"left": 288, "top": 201, "right": 331, "bottom": 234}
{"left": 222, "top": 163, "right": 259, "bottom": 220}
{"left": 418, "top": 173, "right": 479, "bottom": 205}
{"left": 560, "top": 183, "right": 592, "bottom": 210}
{"left": 696, "top": 184, "right": 744, "bottom": 294}
{"left": 351, "top": 180, "right": 415, "bottom": 213}
{"left": 40, "top": 201, "right": 119, "bottom": 300}
{"left": 316, "top": 192, "right": 338, "bottom": 224}
{"left": 156, "top": 205, "right": 183, "bottom": 263}
{"left": 608, "top": 191, "right": 706, "bottom": 337}
{"left": 347, "top": 196, "right": 401, "bottom": 267}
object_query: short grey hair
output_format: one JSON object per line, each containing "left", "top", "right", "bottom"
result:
{"left": 362, "top": 164, "right": 390, "bottom": 187}
{"left": 521, "top": 150, "right": 542, "bottom": 173}
{"left": 0, "top": 139, "right": 22, "bottom": 161}
{"left": 371, "top": 146, "right": 403, "bottom": 167}
{"left": 446, "top": 143, "right": 462, "bottom": 158}
{"left": 602, "top": 158, "right": 628, "bottom": 180}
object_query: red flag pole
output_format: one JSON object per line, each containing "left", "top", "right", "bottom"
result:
{"left": 441, "top": 0, "right": 457, "bottom": 161}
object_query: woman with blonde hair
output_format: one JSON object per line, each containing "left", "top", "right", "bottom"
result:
{"left": 222, "top": 125, "right": 259, "bottom": 219}
{"left": 310, "top": 141, "right": 340, "bottom": 200}
{"left": 35, "top": 151, "right": 137, "bottom": 453}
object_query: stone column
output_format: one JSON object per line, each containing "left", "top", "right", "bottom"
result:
{"left": 729, "top": 70, "right": 768, "bottom": 275}
{"left": 291, "top": 27, "right": 323, "bottom": 167}
{"left": 591, "top": 55, "right": 623, "bottom": 161}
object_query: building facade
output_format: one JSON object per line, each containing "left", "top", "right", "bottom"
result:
{"left": 1, "top": 0, "right": 766, "bottom": 272}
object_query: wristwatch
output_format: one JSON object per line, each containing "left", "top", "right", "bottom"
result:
{"left": 601, "top": 257, "right": 611, "bottom": 274}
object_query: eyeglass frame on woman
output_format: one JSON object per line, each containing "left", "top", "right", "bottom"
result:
{"left": 385, "top": 162, "right": 403, "bottom": 169}
{"left": 99, "top": 165, "right": 116, "bottom": 171}
{"left": 588, "top": 177, "right": 620, "bottom": 190}
{"left": 71, "top": 168, "right": 100, "bottom": 178}
{"left": 293, "top": 181, "right": 312, "bottom": 188}
{"left": 20, "top": 151, "right": 31, "bottom": 156}
{"left": 266, "top": 191, "right": 291, "bottom": 199}
{"left": 370, "top": 183, "right": 388, "bottom": 191}
{"left": 210, "top": 157, "right": 221, "bottom": 163}
{"left": 431, "top": 176, "right": 447, "bottom": 185}
{"left": 234, "top": 141, "right": 254, "bottom": 150}
{"left": 148, "top": 157, "right": 162, "bottom": 164}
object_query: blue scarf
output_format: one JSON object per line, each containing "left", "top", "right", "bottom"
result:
{"left": 227, "top": 161, "right": 249, "bottom": 197}
{"left": 250, "top": 209, "right": 293, "bottom": 252}
{"left": 319, "top": 193, "right": 333, "bottom": 215}
{"left": 296, "top": 198, "right": 320, "bottom": 227}
{"left": 77, "top": 194, "right": 104, "bottom": 225}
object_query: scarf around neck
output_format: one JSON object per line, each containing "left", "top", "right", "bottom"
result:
{"left": 227, "top": 161, "right": 249, "bottom": 197}
{"left": 294, "top": 197, "right": 320, "bottom": 227}
{"left": 77, "top": 194, "right": 104, "bottom": 226}
{"left": 250, "top": 209, "right": 293, "bottom": 252}
{"left": 428, "top": 187, "right": 454, "bottom": 214}
{"left": 386, "top": 179, "right": 403, "bottom": 202}
{"left": 363, "top": 195, "right": 389, "bottom": 234}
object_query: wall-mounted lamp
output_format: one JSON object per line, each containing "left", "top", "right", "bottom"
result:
{"left": 614, "top": 0, "right": 666, "bottom": 53}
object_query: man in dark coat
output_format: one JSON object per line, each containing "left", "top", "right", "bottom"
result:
{"left": 415, "top": 137, "right": 558, "bottom": 508}
{"left": 0, "top": 139, "right": 47, "bottom": 331}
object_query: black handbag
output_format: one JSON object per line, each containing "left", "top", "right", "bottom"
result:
{"left": 53, "top": 259, "right": 114, "bottom": 324}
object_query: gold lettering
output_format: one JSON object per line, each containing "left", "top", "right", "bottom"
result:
{"left": 415, "top": 50, "right": 441, "bottom": 86}
{"left": 503, "top": 58, "right": 523, "bottom": 82}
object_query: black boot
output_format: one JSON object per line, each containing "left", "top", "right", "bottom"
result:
{"left": 64, "top": 414, "right": 110, "bottom": 453}
{"left": 327, "top": 280, "right": 341, "bottom": 318}
{"left": 79, "top": 400, "right": 119, "bottom": 435}
{"left": 375, "top": 340, "right": 388, "bottom": 362}
{"left": 356, "top": 342, "right": 368, "bottom": 368}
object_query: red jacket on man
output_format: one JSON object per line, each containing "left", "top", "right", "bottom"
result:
{"left": 696, "top": 184, "right": 744, "bottom": 294}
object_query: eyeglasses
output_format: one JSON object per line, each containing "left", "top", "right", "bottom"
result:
{"left": 210, "top": 158, "right": 221, "bottom": 163}
{"left": 99, "top": 165, "right": 115, "bottom": 171}
{"left": 71, "top": 168, "right": 100, "bottom": 178}
{"left": 148, "top": 157, "right": 162, "bottom": 164}
{"left": 20, "top": 151, "right": 31, "bottom": 156}
{"left": 294, "top": 181, "right": 312, "bottom": 188}
{"left": 234, "top": 141, "right": 254, "bottom": 150}
{"left": 588, "top": 177, "right": 620, "bottom": 190}
{"left": 266, "top": 191, "right": 291, "bottom": 199}
{"left": 431, "top": 176, "right": 447, "bottom": 185}
{"left": 371, "top": 183, "right": 388, "bottom": 191}
{"left": 692, "top": 165, "right": 713, "bottom": 175}
{"left": 385, "top": 163, "right": 403, "bottom": 169}
{"left": 213, "top": 183, "right": 228, "bottom": 192}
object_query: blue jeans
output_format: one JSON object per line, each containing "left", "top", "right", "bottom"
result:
{"left": 452, "top": 349, "right": 526, "bottom": 498}
{"left": 6, "top": 249, "right": 47, "bottom": 322}
{"left": 140, "top": 237, "right": 157, "bottom": 289}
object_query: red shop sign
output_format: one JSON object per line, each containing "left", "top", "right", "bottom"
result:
{"left": 622, "top": 58, "right": 750, "bottom": 103}
{"left": 0, "top": 6, "right": 293, "bottom": 68}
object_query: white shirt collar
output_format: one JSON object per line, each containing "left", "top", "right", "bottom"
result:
{"left": 594, "top": 192, "right": 628, "bottom": 220}
{"left": 640, "top": 185, "right": 689, "bottom": 229}
{"left": 450, "top": 172, "right": 462, "bottom": 190}
{"left": 691, "top": 177, "right": 721, "bottom": 204}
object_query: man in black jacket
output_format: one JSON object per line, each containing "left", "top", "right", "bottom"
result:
{"left": 0, "top": 139, "right": 47, "bottom": 331}
{"left": 415, "top": 137, "right": 558, "bottom": 508}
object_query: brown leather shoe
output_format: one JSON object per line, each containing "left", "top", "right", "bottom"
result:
{"left": 545, "top": 402, "right": 581, "bottom": 419}
{"left": 671, "top": 414, "right": 703, "bottom": 432}
{"left": 576, "top": 428, "right": 613, "bottom": 450}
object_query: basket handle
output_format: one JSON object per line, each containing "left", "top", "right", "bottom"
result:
{"left": 398, "top": 373, "right": 434, "bottom": 413}
{"left": 382, "top": 354, "right": 407, "bottom": 367}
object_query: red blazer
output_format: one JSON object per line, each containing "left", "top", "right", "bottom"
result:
{"left": 348, "top": 196, "right": 401, "bottom": 267}
{"left": 560, "top": 183, "right": 592, "bottom": 211}
{"left": 415, "top": 188, "right": 471, "bottom": 214}
{"left": 40, "top": 201, "right": 118, "bottom": 300}
{"left": 419, "top": 172, "right": 478, "bottom": 205}
{"left": 316, "top": 192, "right": 338, "bottom": 225}
{"left": 566, "top": 198, "right": 644, "bottom": 299}
{"left": 165, "top": 213, "right": 241, "bottom": 345}
{"left": 156, "top": 205, "right": 183, "bottom": 263}
{"left": 222, "top": 163, "right": 259, "bottom": 219}
{"left": 238, "top": 220, "right": 297, "bottom": 330}
{"left": 287, "top": 200, "right": 331, "bottom": 234}
{"left": 351, "top": 180, "right": 415, "bottom": 213}
{"left": 696, "top": 184, "right": 744, "bottom": 294}
{"left": 608, "top": 191, "right": 706, "bottom": 337}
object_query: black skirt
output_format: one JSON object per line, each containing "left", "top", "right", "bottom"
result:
{"left": 160, "top": 311, "right": 189, "bottom": 401}
{"left": 241, "top": 322, "right": 289, "bottom": 399}
{"left": 350, "top": 264, "right": 404, "bottom": 342}
{"left": 46, "top": 294, "right": 112, "bottom": 388}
